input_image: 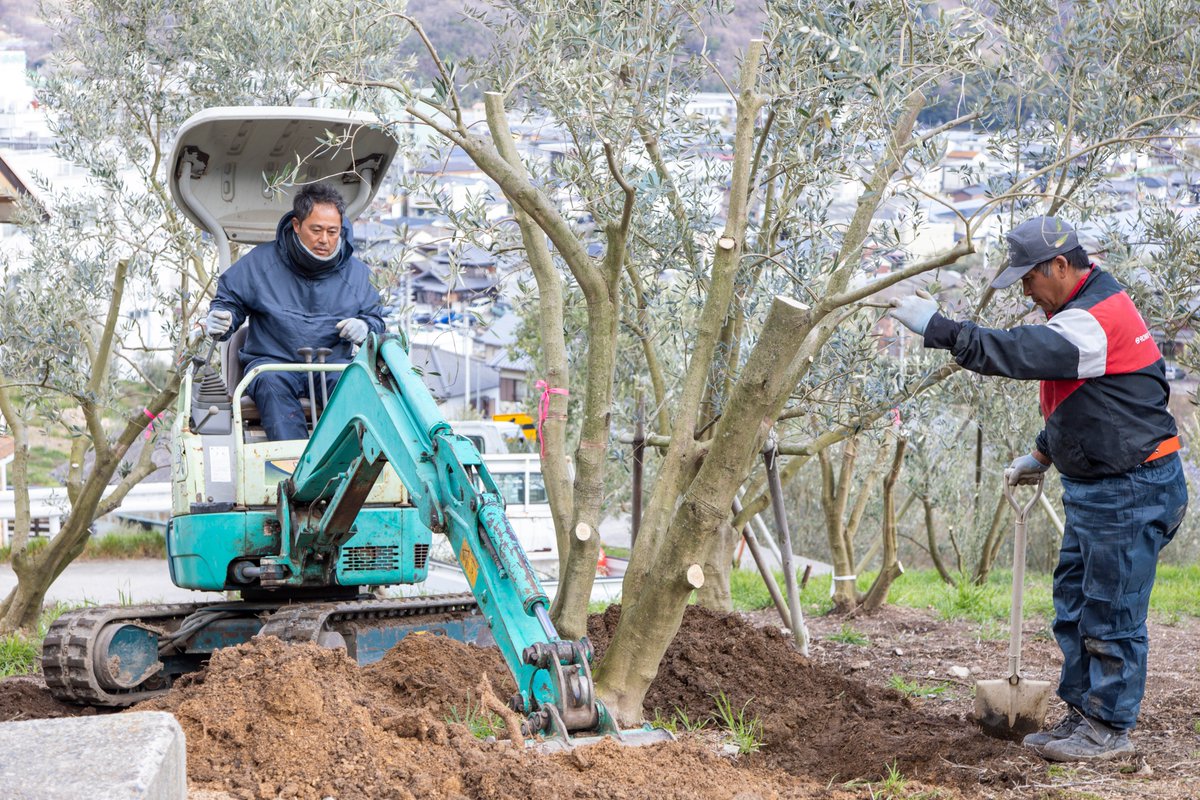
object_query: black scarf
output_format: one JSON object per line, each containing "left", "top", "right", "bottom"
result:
{"left": 284, "top": 226, "right": 344, "bottom": 278}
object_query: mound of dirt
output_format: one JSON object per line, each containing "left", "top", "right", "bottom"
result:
{"left": 588, "top": 605, "right": 1017, "bottom": 789}
{"left": 0, "top": 676, "right": 101, "bottom": 722}
{"left": 134, "top": 633, "right": 834, "bottom": 800}
{"left": 360, "top": 630, "right": 517, "bottom": 716}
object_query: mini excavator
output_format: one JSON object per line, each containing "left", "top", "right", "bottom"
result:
{"left": 41, "top": 107, "right": 665, "bottom": 749}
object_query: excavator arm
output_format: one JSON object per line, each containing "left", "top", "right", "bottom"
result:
{"left": 270, "top": 334, "right": 617, "bottom": 739}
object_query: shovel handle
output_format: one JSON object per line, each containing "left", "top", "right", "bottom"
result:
{"left": 1003, "top": 475, "right": 1043, "bottom": 522}
{"left": 1004, "top": 475, "right": 1042, "bottom": 680}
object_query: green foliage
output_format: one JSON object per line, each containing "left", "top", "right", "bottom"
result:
{"left": 0, "top": 536, "right": 48, "bottom": 563}
{"left": 826, "top": 624, "right": 871, "bottom": 646}
{"left": 712, "top": 691, "right": 765, "bottom": 755}
{"left": 728, "top": 567, "right": 838, "bottom": 616}
{"left": 649, "top": 706, "right": 711, "bottom": 734}
{"left": 886, "top": 675, "right": 950, "bottom": 699}
{"left": 85, "top": 529, "right": 166, "bottom": 560}
{"left": 445, "top": 694, "right": 503, "bottom": 739}
{"left": 885, "top": 569, "right": 1054, "bottom": 625}
{"left": 587, "top": 599, "right": 615, "bottom": 614}
{"left": 0, "top": 601, "right": 79, "bottom": 677}
{"left": 1149, "top": 565, "right": 1200, "bottom": 622}
{"left": 0, "top": 630, "right": 39, "bottom": 677}
{"left": 2, "top": 529, "right": 164, "bottom": 563}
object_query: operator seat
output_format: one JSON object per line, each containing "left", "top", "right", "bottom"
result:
{"left": 222, "top": 326, "right": 260, "bottom": 423}
{"left": 222, "top": 325, "right": 316, "bottom": 432}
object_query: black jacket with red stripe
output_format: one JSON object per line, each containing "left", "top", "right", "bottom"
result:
{"left": 923, "top": 268, "right": 1176, "bottom": 479}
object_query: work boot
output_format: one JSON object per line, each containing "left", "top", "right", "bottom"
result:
{"left": 1022, "top": 707, "right": 1083, "bottom": 753}
{"left": 1040, "top": 715, "right": 1135, "bottom": 762}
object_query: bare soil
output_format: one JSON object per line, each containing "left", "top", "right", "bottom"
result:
{"left": 2, "top": 603, "right": 1198, "bottom": 799}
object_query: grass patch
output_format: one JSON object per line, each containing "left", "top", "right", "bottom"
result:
{"left": 713, "top": 691, "right": 765, "bottom": 755}
{"left": 2, "top": 528, "right": 165, "bottom": 563}
{"left": 887, "top": 675, "right": 951, "bottom": 699}
{"left": 587, "top": 599, "right": 615, "bottom": 614}
{"left": 0, "top": 601, "right": 80, "bottom": 677}
{"left": 1149, "top": 564, "right": 1200, "bottom": 622}
{"left": 445, "top": 694, "right": 503, "bottom": 739}
{"left": 649, "top": 706, "right": 711, "bottom": 734}
{"left": 0, "top": 630, "right": 39, "bottom": 677}
{"left": 85, "top": 529, "right": 166, "bottom": 559}
{"left": 22, "top": 445, "right": 71, "bottom": 486}
{"left": 825, "top": 624, "right": 871, "bottom": 646}
{"left": 883, "top": 568, "right": 1055, "bottom": 624}
{"left": 728, "top": 567, "right": 839, "bottom": 616}
{"left": 600, "top": 544, "right": 630, "bottom": 560}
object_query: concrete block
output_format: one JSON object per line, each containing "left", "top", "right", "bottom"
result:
{"left": 0, "top": 711, "right": 186, "bottom": 799}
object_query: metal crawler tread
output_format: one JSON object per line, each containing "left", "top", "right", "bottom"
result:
{"left": 42, "top": 593, "right": 481, "bottom": 707}
{"left": 259, "top": 593, "right": 479, "bottom": 644}
{"left": 41, "top": 602, "right": 207, "bottom": 706}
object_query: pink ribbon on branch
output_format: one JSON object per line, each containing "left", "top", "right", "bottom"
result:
{"left": 143, "top": 407, "right": 162, "bottom": 440}
{"left": 535, "top": 379, "right": 569, "bottom": 458}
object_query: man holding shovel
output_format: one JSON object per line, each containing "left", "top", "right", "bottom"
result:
{"left": 888, "top": 215, "right": 1187, "bottom": 762}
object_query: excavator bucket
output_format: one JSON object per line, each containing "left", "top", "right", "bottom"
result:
{"left": 529, "top": 724, "right": 675, "bottom": 753}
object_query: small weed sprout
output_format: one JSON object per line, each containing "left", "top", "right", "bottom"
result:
{"left": 650, "top": 706, "right": 710, "bottom": 734}
{"left": 887, "top": 675, "right": 950, "bottom": 699}
{"left": 712, "top": 691, "right": 765, "bottom": 755}
{"left": 446, "top": 693, "right": 503, "bottom": 740}
{"left": 826, "top": 624, "right": 871, "bottom": 646}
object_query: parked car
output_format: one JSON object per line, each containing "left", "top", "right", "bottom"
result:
{"left": 1165, "top": 365, "right": 1187, "bottom": 381}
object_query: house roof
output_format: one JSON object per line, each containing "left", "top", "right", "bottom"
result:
{"left": 0, "top": 150, "right": 48, "bottom": 223}
{"left": 0, "top": 436, "right": 14, "bottom": 461}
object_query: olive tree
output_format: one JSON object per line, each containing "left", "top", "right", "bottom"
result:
{"left": 303, "top": 0, "right": 1200, "bottom": 721}
{"left": 0, "top": 0, "right": 365, "bottom": 633}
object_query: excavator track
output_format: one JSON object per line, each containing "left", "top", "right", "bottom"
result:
{"left": 41, "top": 602, "right": 208, "bottom": 706}
{"left": 41, "top": 593, "right": 482, "bottom": 707}
{"left": 259, "top": 592, "right": 479, "bottom": 645}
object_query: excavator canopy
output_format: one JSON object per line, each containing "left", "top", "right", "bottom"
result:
{"left": 168, "top": 106, "right": 397, "bottom": 257}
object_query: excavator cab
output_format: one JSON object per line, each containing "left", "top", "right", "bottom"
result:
{"left": 165, "top": 108, "right": 423, "bottom": 595}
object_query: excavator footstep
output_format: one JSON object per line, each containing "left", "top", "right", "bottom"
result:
{"left": 524, "top": 725, "right": 675, "bottom": 753}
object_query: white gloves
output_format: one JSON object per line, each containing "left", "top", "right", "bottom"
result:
{"left": 888, "top": 291, "right": 939, "bottom": 335}
{"left": 336, "top": 317, "right": 369, "bottom": 345}
{"left": 1005, "top": 453, "right": 1050, "bottom": 486}
{"left": 204, "top": 308, "right": 233, "bottom": 337}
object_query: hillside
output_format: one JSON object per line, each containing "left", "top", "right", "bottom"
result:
{"left": 399, "top": 0, "right": 767, "bottom": 92}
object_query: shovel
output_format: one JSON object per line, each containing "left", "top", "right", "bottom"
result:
{"left": 974, "top": 473, "right": 1054, "bottom": 740}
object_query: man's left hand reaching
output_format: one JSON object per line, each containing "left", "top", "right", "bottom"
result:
{"left": 888, "top": 290, "right": 939, "bottom": 335}
{"left": 336, "top": 317, "right": 369, "bottom": 345}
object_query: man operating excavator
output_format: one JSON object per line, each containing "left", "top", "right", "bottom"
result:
{"left": 202, "top": 183, "right": 385, "bottom": 440}
{"left": 888, "top": 215, "right": 1187, "bottom": 762}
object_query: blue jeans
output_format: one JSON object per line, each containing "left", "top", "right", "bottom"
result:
{"left": 1054, "top": 453, "right": 1187, "bottom": 730}
{"left": 247, "top": 369, "right": 340, "bottom": 441}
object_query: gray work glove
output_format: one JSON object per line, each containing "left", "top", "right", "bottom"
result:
{"left": 336, "top": 317, "right": 369, "bottom": 345}
{"left": 888, "top": 290, "right": 938, "bottom": 335}
{"left": 204, "top": 308, "right": 233, "bottom": 337}
{"left": 1005, "top": 453, "right": 1050, "bottom": 486}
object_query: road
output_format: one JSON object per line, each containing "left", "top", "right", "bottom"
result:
{"left": 0, "top": 559, "right": 225, "bottom": 606}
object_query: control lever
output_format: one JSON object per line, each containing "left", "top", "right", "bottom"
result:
{"left": 297, "top": 347, "right": 317, "bottom": 433}
{"left": 315, "top": 347, "right": 332, "bottom": 417}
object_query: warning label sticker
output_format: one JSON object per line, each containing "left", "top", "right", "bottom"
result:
{"left": 459, "top": 540, "right": 479, "bottom": 587}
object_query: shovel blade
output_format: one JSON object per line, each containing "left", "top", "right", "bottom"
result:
{"left": 974, "top": 677, "right": 1054, "bottom": 741}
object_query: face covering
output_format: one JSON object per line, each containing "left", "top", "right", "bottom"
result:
{"left": 285, "top": 226, "right": 343, "bottom": 277}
